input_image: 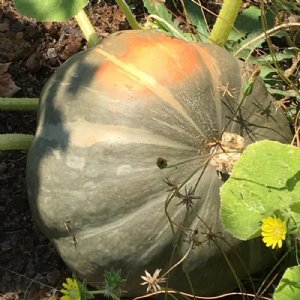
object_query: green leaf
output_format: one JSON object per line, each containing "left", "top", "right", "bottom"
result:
{"left": 228, "top": 6, "right": 274, "bottom": 44}
{"left": 143, "top": 0, "right": 187, "bottom": 40}
{"left": 256, "top": 48, "right": 300, "bottom": 64}
{"left": 290, "top": 202, "right": 300, "bottom": 214}
{"left": 265, "top": 86, "right": 299, "bottom": 98}
{"left": 14, "top": 0, "right": 89, "bottom": 21}
{"left": 274, "top": 266, "right": 300, "bottom": 300}
{"left": 230, "top": 6, "right": 261, "bottom": 42}
{"left": 143, "top": 0, "right": 173, "bottom": 28}
{"left": 259, "top": 64, "right": 276, "bottom": 79}
{"left": 220, "top": 141, "right": 300, "bottom": 240}
{"left": 182, "top": 0, "right": 208, "bottom": 42}
{"left": 275, "top": 0, "right": 300, "bottom": 13}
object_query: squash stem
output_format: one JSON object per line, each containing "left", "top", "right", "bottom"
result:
{"left": 0, "top": 97, "right": 39, "bottom": 110}
{"left": 74, "top": 9, "right": 101, "bottom": 47}
{"left": 115, "top": 0, "right": 142, "bottom": 30}
{"left": 209, "top": 0, "right": 242, "bottom": 46}
{"left": 0, "top": 134, "right": 34, "bottom": 150}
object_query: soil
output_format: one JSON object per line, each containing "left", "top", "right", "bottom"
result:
{"left": 0, "top": 1, "right": 138, "bottom": 297}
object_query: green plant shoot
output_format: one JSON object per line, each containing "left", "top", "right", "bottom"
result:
{"left": 209, "top": 0, "right": 242, "bottom": 46}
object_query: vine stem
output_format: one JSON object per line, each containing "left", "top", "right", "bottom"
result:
{"left": 115, "top": 0, "right": 142, "bottom": 30}
{"left": 75, "top": 3, "right": 141, "bottom": 47}
{"left": 209, "top": 0, "right": 242, "bottom": 46}
{"left": 0, "top": 98, "right": 39, "bottom": 110}
{"left": 161, "top": 241, "right": 193, "bottom": 278}
{"left": 74, "top": 9, "right": 100, "bottom": 47}
{"left": 133, "top": 289, "right": 271, "bottom": 300}
{"left": 0, "top": 134, "right": 34, "bottom": 150}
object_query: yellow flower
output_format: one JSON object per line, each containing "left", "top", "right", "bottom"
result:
{"left": 61, "top": 277, "right": 81, "bottom": 300}
{"left": 261, "top": 216, "right": 286, "bottom": 249}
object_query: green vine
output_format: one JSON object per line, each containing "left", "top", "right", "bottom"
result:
{"left": 0, "top": 134, "right": 35, "bottom": 150}
{"left": 209, "top": 0, "right": 242, "bottom": 46}
{"left": 74, "top": 9, "right": 100, "bottom": 47}
{"left": 0, "top": 98, "right": 39, "bottom": 110}
{"left": 115, "top": 0, "right": 142, "bottom": 30}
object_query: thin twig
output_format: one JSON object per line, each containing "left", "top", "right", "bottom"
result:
{"left": 133, "top": 289, "right": 272, "bottom": 300}
{"left": 161, "top": 241, "right": 194, "bottom": 278}
{"left": 258, "top": 273, "right": 279, "bottom": 299}
{"left": 284, "top": 54, "right": 300, "bottom": 78}
{"left": 0, "top": 266, "right": 57, "bottom": 290}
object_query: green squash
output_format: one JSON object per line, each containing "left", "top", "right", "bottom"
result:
{"left": 27, "top": 30, "right": 292, "bottom": 296}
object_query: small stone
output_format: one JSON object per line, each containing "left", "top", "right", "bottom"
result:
{"left": 46, "top": 48, "right": 57, "bottom": 59}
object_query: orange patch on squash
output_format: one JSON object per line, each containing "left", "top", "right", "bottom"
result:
{"left": 95, "top": 35, "right": 202, "bottom": 98}
{"left": 193, "top": 44, "right": 221, "bottom": 86}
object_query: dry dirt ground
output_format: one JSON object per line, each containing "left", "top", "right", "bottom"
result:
{"left": 0, "top": 1, "right": 138, "bottom": 297}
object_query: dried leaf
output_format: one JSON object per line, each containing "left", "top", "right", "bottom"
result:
{"left": 0, "top": 292, "right": 19, "bottom": 300}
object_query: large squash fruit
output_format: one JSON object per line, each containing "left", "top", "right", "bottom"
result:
{"left": 27, "top": 30, "right": 292, "bottom": 296}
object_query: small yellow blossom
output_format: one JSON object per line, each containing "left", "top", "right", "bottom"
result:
{"left": 61, "top": 277, "right": 81, "bottom": 300}
{"left": 261, "top": 216, "right": 286, "bottom": 249}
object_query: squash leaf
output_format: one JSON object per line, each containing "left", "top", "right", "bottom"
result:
{"left": 182, "top": 0, "right": 208, "bottom": 42}
{"left": 220, "top": 141, "right": 300, "bottom": 240}
{"left": 143, "top": 0, "right": 174, "bottom": 30}
{"left": 14, "top": 0, "right": 88, "bottom": 21}
{"left": 143, "top": 0, "right": 193, "bottom": 41}
{"left": 228, "top": 6, "right": 274, "bottom": 44}
{"left": 273, "top": 266, "right": 300, "bottom": 300}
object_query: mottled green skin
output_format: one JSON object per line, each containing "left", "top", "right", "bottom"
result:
{"left": 27, "top": 30, "right": 292, "bottom": 295}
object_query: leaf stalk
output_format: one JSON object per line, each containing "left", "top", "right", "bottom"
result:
{"left": 115, "top": 0, "right": 142, "bottom": 30}
{"left": 74, "top": 8, "right": 101, "bottom": 47}
{"left": 0, "top": 98, "right": 39, "bottom": 111}
{"left": 0, "top": 134, "right": 34, "bottom": 150}
{"left": 209, "top": 0, "right": 242, "bottom": 46}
